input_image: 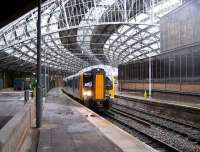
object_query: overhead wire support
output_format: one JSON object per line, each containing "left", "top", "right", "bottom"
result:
{"left": 36, "top": 0, "right": 42, "bottom": 128}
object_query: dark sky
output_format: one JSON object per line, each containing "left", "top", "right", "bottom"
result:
{"left": 0, "top": 0, "right": 46, "bottom": 28}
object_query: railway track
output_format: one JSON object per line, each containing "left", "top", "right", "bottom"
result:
{"left": 63, "top": 89, "right": 200, "bottom": 151}
{"left": 103, "top": 103, "right": 200, "bottom": 152}
{"left": 112, "top": 103, "right": 200, "bottom": 141}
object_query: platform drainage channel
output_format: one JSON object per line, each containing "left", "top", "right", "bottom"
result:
{"left": 0, "top": 116, "right": 13, "bottom": 129}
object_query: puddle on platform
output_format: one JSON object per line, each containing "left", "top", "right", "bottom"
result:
{"left": 0, "top": 116, "right": 13, "bottom": 129}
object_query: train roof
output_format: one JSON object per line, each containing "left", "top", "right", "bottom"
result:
{"left": 63, "top": 68, "right": 104, "bottom": 81}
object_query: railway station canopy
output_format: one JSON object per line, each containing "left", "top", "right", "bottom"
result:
{"left": 0, "top": 0, "right": 184, "bottom": 76}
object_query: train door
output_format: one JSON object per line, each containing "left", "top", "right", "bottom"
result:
{"left": 79, "top": 73, "right": 84, "bottom": 100}
{"left": 92, "top": 69, "right": 105, "bottom": 100}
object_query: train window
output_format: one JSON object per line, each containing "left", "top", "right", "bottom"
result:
{"left": 69, "top": 80, "right": 72, "bottom": 88}
{"left": 75, "top": 78, "right": 77, "bottom": 89}
{"left": 76, "top": 78, "right": 78, "bottom": 89}
{"left": 77, "top": 77, "right": 79, "bottom": 89}
{"left": 84, "top": 74, "right": 92, "bottom": 88}
{"left": 105, "top": 76, "right": 113, "bottom": 89}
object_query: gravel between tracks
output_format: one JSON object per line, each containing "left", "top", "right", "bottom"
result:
{"left": 106, "top": 103, "right": 200, "bottom": 152}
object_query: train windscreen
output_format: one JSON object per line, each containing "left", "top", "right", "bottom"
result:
{"left": 84, "top": 73, "right": 113, "bottom": 89}
{"left": 105, "top": 76, "right": 113, "bottom": 90}
{"left": 84, "top": 74, "right": 92, "bottom": 88}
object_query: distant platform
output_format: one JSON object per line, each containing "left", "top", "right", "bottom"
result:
{"left": 0, "top": 89, "right": 25, "bottom": 102}
{"left": 37, "top": 88, "right": 156, "bottom": 152}
{"left": 115, "top": 91, "right": 200, "bottom": 129}
{"left": 116, "top": 91, "right": 200, "bottom": 109}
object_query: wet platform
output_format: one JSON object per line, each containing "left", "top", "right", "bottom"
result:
{"left": 37, "top": 88, "right": 156, "bottom": 152}
{"left": 0, "top": 89, "right": 25, "bottom": 128}
{"left": 0, "top": 88, "right": 35, "bottom": 152}
{"left": 116, "top": 91, "right": 200, "bottom": 109}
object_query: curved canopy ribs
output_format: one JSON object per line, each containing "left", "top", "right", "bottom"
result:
{"left": 0, "top": 0, "right": 182, "bottom": 75}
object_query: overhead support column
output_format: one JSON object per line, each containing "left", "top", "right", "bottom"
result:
{"left": 36, "top": 0, "right": 42, "bottom": 128}
{"left": 44, "top": 49, "right": 47, "bottom": 95}
{"left": 150, "top": 0, "right": 155, "bottom": 24}
{"left": 3, "top": 72, "right": 6, "bottom": 88}
{"left": 61, "top": 0, "right": 69, "bottom": 28}
{"left": 149, "top": 57, "right": 152, "bottom": 98}
{"left": 124, "top": 0, "right": 127, "bottom": 22}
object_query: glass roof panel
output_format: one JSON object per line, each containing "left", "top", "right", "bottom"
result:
{"left": 0, "top": 0, "right": 183, "bottom": 73}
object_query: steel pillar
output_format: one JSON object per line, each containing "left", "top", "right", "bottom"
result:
{"left": 149, "top": 57, "right": 152, "bottom": 98}
{"left": 36, "top": 0, "right": 42, "bottom": 128}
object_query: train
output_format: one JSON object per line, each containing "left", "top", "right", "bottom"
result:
{"left": 63, "top": 68, "right": 115, "bottom": 110}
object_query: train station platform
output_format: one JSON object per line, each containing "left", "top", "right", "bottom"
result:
{"left": 37, "top": 88, "right": 157, "bottom": 152}
{"left": 116, "top": 91, "right": 200, "bottom": 110}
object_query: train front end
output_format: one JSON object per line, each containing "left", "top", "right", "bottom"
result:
{"left": 82, "top": 68, "right": 113, "bottom": 110}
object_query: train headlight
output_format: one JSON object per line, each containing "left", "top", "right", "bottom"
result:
{"left": 87, "top": 90, "right": 92, "bottom": 96}
{"left": 83, "top": 90, "right": 92, "bottom": 96}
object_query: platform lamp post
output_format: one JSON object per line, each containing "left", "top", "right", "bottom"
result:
{"left": 36, "top": 0, "right": 42, "bottom": 128}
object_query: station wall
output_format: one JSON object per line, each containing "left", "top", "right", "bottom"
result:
{"left": 0, "top": 71, "right": 33, "bottom": 90}
{"left": 118, "top": 0, "right": 200, "bottom": 95}
{"left": 160, "top": 0, "right": 200, "bottom": 52}
{"left": 118, "top": 44, "right": 200, "bottom": 95}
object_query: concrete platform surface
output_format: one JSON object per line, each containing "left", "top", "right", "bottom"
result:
{"left": 37, "top": 88, "right": 156, "bottom": 152}
{"left": 0, "top": 90, "right": 25, "bottom": 115}
{"left": 116, "top": 91, "right": 200, "bottom": 109}
{"left": 0, "top": 90, "right": 26, "bottom": 129}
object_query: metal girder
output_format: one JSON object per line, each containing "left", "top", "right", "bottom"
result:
{"left": 0, "top": 0, "right": 183, "bottom": 74}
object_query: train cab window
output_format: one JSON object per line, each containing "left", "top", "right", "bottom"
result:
{"left": 84, "top": 74, "right": 92, "bottom": 88}
{"left": 105, "top": 76, "right": 113, "bottom": 90}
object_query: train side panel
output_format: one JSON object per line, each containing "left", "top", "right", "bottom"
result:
{"left": 79, "top": 73, "right": 84, "bottom": 100}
